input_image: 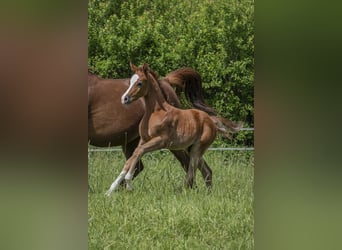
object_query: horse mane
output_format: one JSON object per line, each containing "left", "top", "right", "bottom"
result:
{"left": 165, "top": 67, "right": 217, "bottom": 116}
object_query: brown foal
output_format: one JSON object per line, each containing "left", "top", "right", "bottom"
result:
{"left": 105, "top": 63, "right": 241, "bottom": 195}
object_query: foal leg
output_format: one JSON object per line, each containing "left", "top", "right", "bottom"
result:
{"left": 198, "top": 158, "right": 212, "bottom": 188}
{"left": 122, "top": 137, "right": 144, "bottom": 179}
{"left": 184, "top": 144, "right": 201, "bottom": 188}
{"left": 185, "top": 156, "right": 199, "bottom": 188}
{"left": 124, "top": 137, "right": 166, "bottom": 190}
{"left": 105, "top": 140, "right": 144, "bottom": 195}
{"left": 170, "top": 150, "right": 189, "bottom": 173}
{"left": 197, "top": 124, "right": 215, "bottom": 188}
{"left": 106, "top": 137, "right": 165, "bottom": 195}
{"left": 172, "top": 149, "right": 212, "bottom": 188}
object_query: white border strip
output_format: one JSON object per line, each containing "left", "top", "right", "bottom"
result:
{"left": 88, "top": 147, "right": 254, "bottom": 152}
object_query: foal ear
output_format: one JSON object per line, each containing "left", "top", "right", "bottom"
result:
{"left": 130, "top": 62, "right": 138, "bottom": 72}
{"left": 142, "top": 63, "right": 149, "bottom": 75}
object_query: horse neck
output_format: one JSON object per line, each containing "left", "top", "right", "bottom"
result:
{"left": 143, "top": 73, "right": 168, "bottom": 113}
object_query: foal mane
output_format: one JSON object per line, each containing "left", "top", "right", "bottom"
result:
{"left": 147, "top": 67, "right": 159, "bottom": 81}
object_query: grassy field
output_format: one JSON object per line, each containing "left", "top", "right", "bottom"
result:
{"left": 88, "top": 149, "right": 254, "bottom": 250}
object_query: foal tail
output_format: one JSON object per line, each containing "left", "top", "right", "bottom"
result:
{"left": 210, "top": 116, "right": 243, "bottom": 139}
{"left": 165, "top": 67, "right": 217, "bottom": 116}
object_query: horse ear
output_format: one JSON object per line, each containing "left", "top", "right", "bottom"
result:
{"left": 142, "top": 63, "right": 149, "bottom": 75}
{"left": 130, "top": 62, "right": 138, "bottom": 72}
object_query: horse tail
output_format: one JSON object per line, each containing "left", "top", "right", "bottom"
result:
{"left": 164, "top": 67, "right": 217, "bottom": 116}
{"left": 210, "top": 116, "right": 243, "bottom": 139}
{"left": 165, "top": 67, "right": 242, "bottom": 138}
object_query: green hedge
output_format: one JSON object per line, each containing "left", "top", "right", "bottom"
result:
{"left": 88, "top": 0, "right": 254, "bottom": 146}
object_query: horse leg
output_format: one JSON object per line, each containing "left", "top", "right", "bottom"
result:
{"left": 171, "top": 149, "right": 212, "bottom": 188}
{"left": 106, "top": 137, "right": 165, "bottom": 195}
{"left": 170, "top": 150, "right": 189, "bottom": 173}
{"left": 196, "top": 124, "right": 215, "bottom": 188}
{"left": 116, "top": 138, "right": 144, "bottom": 190}
{"left": 124, "top": 136, "right": 166, "bottom": 190}
{"left": 185, "top": 155, "right": 198, "bottom": 188}
{"left": 182, "top": 144, "right": 197, "bottom": 188}
{"left": 122, "top": 137, "right": 144, "bottom": 179}
{"left": 198, "top": 158, "right": 212, "bottom": 188}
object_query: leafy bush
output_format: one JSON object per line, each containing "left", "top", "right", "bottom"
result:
{"left": 88, "top": 0, "right": 254, "bottom": 145}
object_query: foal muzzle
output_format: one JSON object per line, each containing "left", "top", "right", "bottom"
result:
{"left": 121, "top": 95, "right": 131, "bottom": 105}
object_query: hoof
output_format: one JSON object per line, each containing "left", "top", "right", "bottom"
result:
{"left": 105, "top": 190, "right": 112, "bottom": 196}
{"left": 126, "top": 180, "right": 134, "bottom": 191}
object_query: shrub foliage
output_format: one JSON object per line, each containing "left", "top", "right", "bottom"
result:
{"left": 88, "top": 0, "right": 254, "bottom": 145}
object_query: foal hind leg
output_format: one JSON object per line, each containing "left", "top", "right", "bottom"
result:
{"left": 198, "top": 158, "right": 212, "bottom": 188}
{"left": 197, "top": 123, "right": 215, "bottom": 188}
{"left": 185, "top": 155, "right": 199, "bottom": 188}
{"left": 170, "top": 150, "right": 189, "bottom": 173}
{"left": 185, "top": 144, "right": 202, "bottom": 188}
{"left": 173, "top": 149, "right": 212, "bottom": 188}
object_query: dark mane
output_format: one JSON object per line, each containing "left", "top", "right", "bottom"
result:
{"left": 147, "top": 67, "right": 160, "bottom": 80}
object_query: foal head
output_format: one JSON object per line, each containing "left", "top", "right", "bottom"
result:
{"left": 121, "top": 62, "right": 151, "bottom": 105}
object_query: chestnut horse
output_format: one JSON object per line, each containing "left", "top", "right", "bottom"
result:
{"left": 88, "top": 66, "right": 222, "bottom": 186}
{"left": 105, "top": 63, "right": 241, "bottom": 195}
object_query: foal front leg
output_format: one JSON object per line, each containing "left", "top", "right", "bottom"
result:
{"left": 105, "top": 153, "right": 139, "bottom": 196}
{"left": 124, "top": 136, "right": 166, "bottom": 190}
{"left": 106, "top": 137, "right": 165, "bottom": 196}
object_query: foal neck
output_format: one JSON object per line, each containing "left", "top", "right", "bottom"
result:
{"left": 144, "top": 72, "right": 168, "bottom": 112}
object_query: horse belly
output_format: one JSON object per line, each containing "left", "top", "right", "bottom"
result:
{"left": 89, "top": 100, "right": 143, "bottom": 146}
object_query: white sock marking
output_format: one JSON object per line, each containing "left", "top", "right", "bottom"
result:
{"left": 105, "top": 170, "right": 127, "bottom": 196}
{"left": 124, "top": 171, "right": 134, "bottom": 191}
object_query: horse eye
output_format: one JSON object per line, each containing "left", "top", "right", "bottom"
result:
{"left": 137, "top": 82, "right": 143, "bottom": 87}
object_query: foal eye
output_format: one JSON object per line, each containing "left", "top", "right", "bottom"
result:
{"left": 137, "top": 82, "right": 143, "bottom": 87}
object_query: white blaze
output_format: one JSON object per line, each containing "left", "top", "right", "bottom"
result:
{"left": 121, "top": 74, "right": 139, "bottom": 104}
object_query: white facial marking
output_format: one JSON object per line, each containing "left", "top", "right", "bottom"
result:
{"left": 121, "top": 74, "right": 139, "bottom": 104}
{"left": 130, "top": 74, "right": 139, "bottom": 85}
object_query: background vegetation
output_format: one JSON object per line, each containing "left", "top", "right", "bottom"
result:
{"left": 88, "top": 0, "right": 254, "bottom": 146}
{"left": 88, "top": 2, "right": 254, "bottom": 248}
{"left": 88, "top": 150, "right": 254, "bottom": 249}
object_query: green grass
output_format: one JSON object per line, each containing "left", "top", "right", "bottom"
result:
{"left": 88, "top": 150, "right": 254, "bottom": 250}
